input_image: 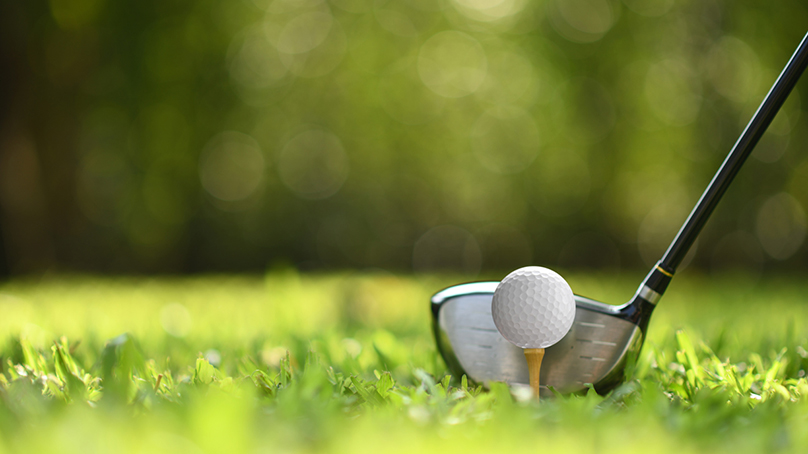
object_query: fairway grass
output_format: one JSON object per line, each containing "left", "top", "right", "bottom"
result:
{"left": 1, "top": 270, "right": 808, "bottom": 453}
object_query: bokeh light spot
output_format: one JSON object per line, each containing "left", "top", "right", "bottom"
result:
{"left": 471, "top": 106, "right": 540, "bottom": 174}
{"left": 375, "top": 9, "right": 419, "bottom": 37}
{"left": 228, "top": 28, "right": 288, "bottom": 89}
{"left": 278, "top": 130, "right": 349, "bottom": 200}
{"left": 525, "top": 148, "right": 590, "bottom": 217}
{"left": 412, "top": 225, "right": 481, "bottom": 275}
{"left": 265, "top": 0, "right": 325, "bottom": 15}
{"left": 50, "top": 0, "right": 104, "bottom": 29}
{"left": 476, "top": 49, "right": 537, "bottom": 106}
{"left": 550, "top": 0, "right": 614, "bottom": 43}
{"left": 751, "top": 133, "right": 789, "bottom": 163}
{"left": 621, "top": 0, "right": 673, "bottom": 17}
{"left": 454, "top": 0, "right": 507, "bottom": 12}
{"left": 160, "top": 303, "right": 192, "bottom": 337}
{"left": 645, "top": 59, "right": 702, "bottom": 126}
{"left": 565, "top": 79, "right": 616, "bottom": 145}
{"left": 276, "top": 12, "right": 333, "bottom": 54}
{"left": 379, "top": 58, "right": 446, "bottom": 125}
{"left": 706, "top": 37, "right": 761, "bottom": 104}
{"left": 277, "top": 13, "right": 347, "bottom": 78}
{"left": 417, "top": 31, "right": 487, "bottom": 98}
{"left": 451, "top": 0, "right": 527, "bottom": 22}
{"left": 439, "top": 167, "right": 527, "bottom": 223}
{"left": 331, "top": 0, "right": 373, "bottom": 13}
{"left": 199, "top": 132, "right": 265, "bottom": 202}
{"left": 755, "top": 193, "right": 807, "bottom": 260}
{"left": 204, "top": 349, "right": 222, "bottom": 367}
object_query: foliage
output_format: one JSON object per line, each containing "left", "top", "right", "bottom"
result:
{"left": 2, "top": 0, "right": 808, "bottom": 274}
{"left": 1, "top": 271, "right": 808, "bottom": 452}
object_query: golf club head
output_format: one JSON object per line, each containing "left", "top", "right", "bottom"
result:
{"left": 431, "top": 282, "right": 646, "bottom": 397}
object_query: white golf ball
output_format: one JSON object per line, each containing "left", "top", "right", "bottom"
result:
{"left": 491, "top": 266, "right": 576, "bottom": 349}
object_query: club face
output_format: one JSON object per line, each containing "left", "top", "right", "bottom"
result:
{"left": 432, "top": 282, "right": 644, "bottom": 396}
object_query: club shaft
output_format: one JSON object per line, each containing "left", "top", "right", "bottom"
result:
{"left": 660, "top": 31, "right": 808, "bottom": 273}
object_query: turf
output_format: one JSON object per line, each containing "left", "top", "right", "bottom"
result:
{"left": 1, "top": 270, "right": 807, "bottom": 453}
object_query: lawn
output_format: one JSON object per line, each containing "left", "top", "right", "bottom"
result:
{"left": 1, "top": 269, "right": 807, "bottom": 453}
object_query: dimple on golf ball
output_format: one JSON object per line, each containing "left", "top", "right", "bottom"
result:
{"left": 492, "top": 266, "right": 576, "bottom": 349}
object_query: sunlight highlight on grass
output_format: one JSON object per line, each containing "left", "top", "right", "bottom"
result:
{"left": 1, "top": 271, "right": 808, "bottom": 453}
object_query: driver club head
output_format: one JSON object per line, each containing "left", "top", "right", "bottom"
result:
{"left": 431, "top": 282, "right": 649, "bottom": 396}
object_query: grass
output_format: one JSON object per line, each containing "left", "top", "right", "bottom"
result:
{"left": 1, "top": 269, "right": 808, "bottom": 453}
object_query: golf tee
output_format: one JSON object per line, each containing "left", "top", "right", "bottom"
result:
{"left": 523, "top": 348, "right": 545, "bottom": 400}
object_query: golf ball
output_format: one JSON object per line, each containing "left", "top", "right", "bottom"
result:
{"left": 491, "top": 266, "right": 575, "bottom": 349}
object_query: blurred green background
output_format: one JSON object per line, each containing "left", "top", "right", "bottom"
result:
{"left": 0, "top": 0, "right": 807, "bottom": 276}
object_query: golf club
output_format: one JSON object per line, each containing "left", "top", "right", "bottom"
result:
{"left": 431, "top": 31, "right": 808, "bottom": 396}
